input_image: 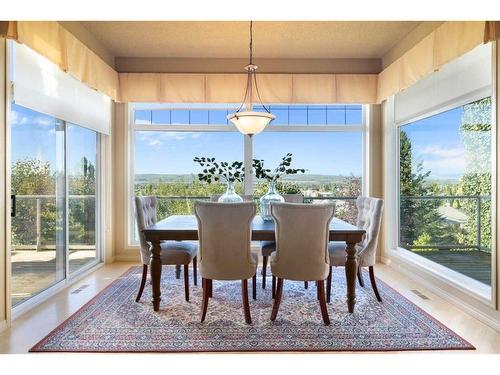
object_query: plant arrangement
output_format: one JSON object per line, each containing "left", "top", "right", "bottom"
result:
{"left": 252, "top": 153, "right": 306, "bottom": 182}
{"left": 193, "top": 157, "right": 244, "bottom": 184}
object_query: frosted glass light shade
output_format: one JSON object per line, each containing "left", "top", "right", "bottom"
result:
{"left": 227, "top": 111, "right": 275, "bottom": 135}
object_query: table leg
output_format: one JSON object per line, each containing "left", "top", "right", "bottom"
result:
{"left": 151, "top": 240, "right": 162, "bottom": 311}
{"left": 345, "top": 240, "right": 358, "bottom": 313}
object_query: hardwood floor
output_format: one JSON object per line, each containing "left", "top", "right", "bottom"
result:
{"left": 0, "top": 261, "right": 499, "bottom": 353}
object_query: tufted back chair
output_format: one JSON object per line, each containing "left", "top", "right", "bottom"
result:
{"left": 134, "top": 196, "right": 159, "bottom": 265}
{"left": 271, "top": 203, "right": 335, "bottom": 281}
{"left": 210, "top": 194, "right": 254, "bottom": 202}
{"left": 194, "top": 201, "right": 257, "bottom": 280}
{"left": 356, "top": 196, "right": 384, "bottom": 267}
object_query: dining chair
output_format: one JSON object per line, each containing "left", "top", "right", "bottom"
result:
{"left": 194, "top": 201, "right": 258, "bottom": 324}
{"left": 326, "top": 196, "right": 384, "bottom": 303}
{"left": 134, "top": 196, "right": 198, "bottom": 303}
{"left": 210, "top": 194, "right": 254, "bottom": 202}
{"left": 269, "top": 202, "right": 335, "bottom": 325}
{"left": 260, "top": 194, "right": 303, "bottom": 291}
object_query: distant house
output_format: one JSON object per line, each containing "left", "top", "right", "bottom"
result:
{"left": 438, "top": 204, "right": 468, "bottom": 226}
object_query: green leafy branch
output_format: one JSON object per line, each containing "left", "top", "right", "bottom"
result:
{"left": 193, "top": 156, "right": 244, "bottom": 184}
{"left": 252, "top": 153, "right": 306, "bottom": 183}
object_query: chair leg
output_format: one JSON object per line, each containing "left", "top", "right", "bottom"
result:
{"left": 304, "top": 281, "right": 309, "bottom": 289}
{"left": 242, "top": 279, "right": 252, "bottom": 324}
{"left": 200, "top": 278, "right": 210, "bottom": 322}
{"left": 317, "top": 280, "right": 330, "bottom": 325}
{"left": 272, "top": 275, "right": 276, "bottom": 299}
{"left": 252, "top": 273, "right": 257, "bottom": 300}
{"left": 270, "top": 278, "right": 284, "bottom": 321}
{"left": 183, "top": 264, "right": 189, "bottom": 302}
{"left": 369, "top": 266, "right": 382, "bottom": 302}
{"left": 208, "top": 279, "right": 213, "bottom": 298}
{"left": 175, "top": 265, "right": 181, "bottom": 279}
{"left": 262, "top": 255, "right": 268, "bottom": 289}
{"left": 135, "top": 264, "right": 148, "bottom": 302}
{"left": 326, "top": 266, "right": 332, "bottom": 303}
{"left": 357, "top": 266, "right": 365, "bottom": 287}
{"left": 193, "top": 256, "right": 198, "bottom": 286}
{"left": 316, "top": 281, "right": 320, "bottom": 300}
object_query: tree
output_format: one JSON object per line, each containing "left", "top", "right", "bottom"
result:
{"left": 399, "top": 131, "right": 457, "bottom": 247}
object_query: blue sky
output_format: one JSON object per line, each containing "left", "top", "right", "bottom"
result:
{"left": 10, "top": 104, "right": 97, "bottom": 177}
{"left": 10, "top": 102, "right": 490, "bottom": 181}
{"left": 134, "top": 131, "right": 362, "bottom": 176}
{"left": 401, "top": 104, "right": 490, "bottom": 180}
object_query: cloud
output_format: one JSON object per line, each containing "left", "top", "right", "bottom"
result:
{"left": 416, "top": 145, "right": 464, "bottom": 159}
{"left": 137, "top": 132, "right": 202, "bottom": 149}
{"left": 10, "top": 110, "right": 53, "bottom": 128}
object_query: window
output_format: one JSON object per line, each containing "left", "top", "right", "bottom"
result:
{"left": 398, "top": 97, "right": 492, "bottom": 286}
{"left": 131, "top": 103, "right": 366, "bottom": 243}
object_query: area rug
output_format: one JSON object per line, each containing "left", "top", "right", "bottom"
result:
{"left": 30, "top": 266, "right": 474, "bottom": 352}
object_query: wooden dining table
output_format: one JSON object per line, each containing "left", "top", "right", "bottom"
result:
{"left": 143, "top": 215, "right": 366, "bottom": 313}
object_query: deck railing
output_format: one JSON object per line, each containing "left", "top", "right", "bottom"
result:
{"left": 400, "top": 195, "right": 491, "bottom": 252}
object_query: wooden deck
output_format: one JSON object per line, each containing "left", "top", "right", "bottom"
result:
{"left": 411, "top": 249, "right": 491, "bottom": 286}
{"left": 11, "top": 249, "right": 97, "bottom": 306}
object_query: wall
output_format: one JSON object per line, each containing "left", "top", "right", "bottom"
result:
{"left": 0, "top": 38, "right": 7, "bottom": 333}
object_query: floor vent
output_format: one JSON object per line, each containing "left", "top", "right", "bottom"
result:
{"left": 71, "top": 284, "right": 90, "bottom": 294}
{"left": 411, "top": 289, "right": 430, "bottom": 300}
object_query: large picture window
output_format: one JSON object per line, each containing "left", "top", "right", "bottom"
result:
{"left": 131, "top": 103, "right": 366, "bottom": 244}
{"left": 398, "top": 97, "right": 492, "bottom": 286}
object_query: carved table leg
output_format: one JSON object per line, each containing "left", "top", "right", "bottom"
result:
{"left": 151, "top": 240, "right": 162, "bottom": 311}
{"left": 345, "top": 240, "right": 358, "bottom": 313}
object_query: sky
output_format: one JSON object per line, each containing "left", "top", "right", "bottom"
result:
{"left": 401, "top": 104, "right": 491, "bottom": 181}
{"left": 10, "top": 104, "right": 97, "bottom": 180}
{"left": 10, "top": 102, "right": 491, "bottom": 182}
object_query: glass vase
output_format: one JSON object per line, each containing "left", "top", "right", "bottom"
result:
{"left": 218, "top": 180, "right": 243, "bottom": 203}
{"left": 260, "top": 181, "right": 284, "bottom": 221}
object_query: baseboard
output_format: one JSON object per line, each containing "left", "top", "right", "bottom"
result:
{"left": 388, "top": 254, "right": 500, "bottom": 332}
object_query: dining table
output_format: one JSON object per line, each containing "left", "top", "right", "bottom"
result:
{"left": 143, "top": 214, "right": 366, "bottom": 313}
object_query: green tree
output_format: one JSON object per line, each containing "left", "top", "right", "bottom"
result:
{"left": 399, "top": 131, "right": 457, "bottom": 247}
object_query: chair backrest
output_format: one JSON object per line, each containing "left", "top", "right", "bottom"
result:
{"left": 194, "top": 201, "right": 257, "bottom": 280}
{"left": 134, "top": 196, "right": 158, "bottom": 265}
{"left": 271, "top": 202, "right": 335, "bottom": 281}
{"left": 356, "top": 196, "right": 384, "bottom": 266}
{"left": 210, "top": 194, "right": 254, "bottom": 202}
{"left": 283, "top": 194, "right": 303, "bottom": 203}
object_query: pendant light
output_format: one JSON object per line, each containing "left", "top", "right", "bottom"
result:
{"left": 227, "top": 21, "right": 275, "bottom": 136}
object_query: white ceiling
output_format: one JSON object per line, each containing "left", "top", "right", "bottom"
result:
{"left": 80, "top": 21, "right": 421, "bottom": 59}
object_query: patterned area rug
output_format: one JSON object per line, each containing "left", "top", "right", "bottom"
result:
{"left": 30, "top": 266, "right": 474, "bottom": 352}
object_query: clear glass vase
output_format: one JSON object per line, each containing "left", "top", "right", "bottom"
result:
{"left": 218, "top": 180, "right": 243, "bottom": 203}
{"left": 259, "top": 181, "right": 284, "bottom": 221}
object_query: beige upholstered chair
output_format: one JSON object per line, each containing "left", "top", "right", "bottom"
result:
{"left": 269, "top": 202, "right": 335, "bottom": 325}
{"left": 327, "top": 196, "right": 384, "bottom": 303}
{"left": 210, "top": 194, "right": 254, "bottom": 202}
{"left": 260, "top": 194, "right": 303, "bottom": 290}
{"left": 134, "top": 196, "right": 198, "bottom": 303}
{"left": 194, "top": 201, "right": 258, "bottom": 324}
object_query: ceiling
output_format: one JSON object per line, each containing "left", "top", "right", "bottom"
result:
{"left": 80, "top": 21, "right": 421, "bottom": 59}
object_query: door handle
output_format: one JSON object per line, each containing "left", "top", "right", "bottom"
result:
{"left": 11, "top": 194, "right": 16, "bottom": 217}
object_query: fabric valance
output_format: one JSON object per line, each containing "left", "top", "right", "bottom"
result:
{"left": 119, "top": 73, "right": 378, "bottom": 104}
{"left": 1, "top": 21, "right": 119, "bottom": 101}
{"left": 377, "top": 21, "right": 498, "bottom": 103}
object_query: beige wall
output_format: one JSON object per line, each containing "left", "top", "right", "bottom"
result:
{"left": 0, "top": 38, "right": 8, "bottom": 333}
{"left": 116, "top": 57, "right": 381, "bottom": 74}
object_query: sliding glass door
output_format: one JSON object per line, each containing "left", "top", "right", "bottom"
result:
{"left": 10, "top": 104, "right": 100, "bottom": 307}
{"left": 10, "top": 104, "right": 66, "bottom": 306}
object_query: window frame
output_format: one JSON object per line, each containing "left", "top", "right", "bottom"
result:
{"left": 128, "top": 103, "right": 368, "bottom": 246}
{"left": 391, "top": 86, "right": 496, "bottom": 303}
